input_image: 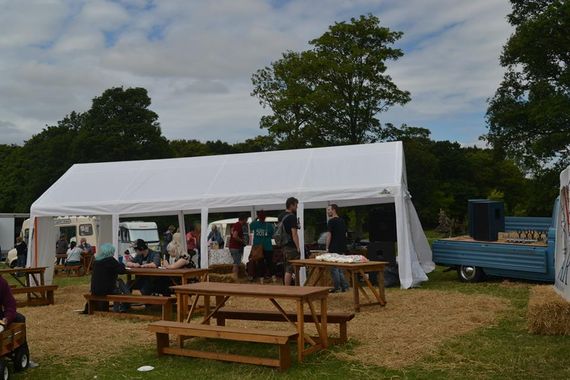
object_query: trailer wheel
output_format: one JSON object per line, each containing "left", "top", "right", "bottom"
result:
{"left": 0, "top": 359, "right": 10, "bottom": 380}
{"left": 13, "top": 342, "right": 29, "bottom": 372}
{"left": 458, "top": 265, "right": 485, "bottom": 282}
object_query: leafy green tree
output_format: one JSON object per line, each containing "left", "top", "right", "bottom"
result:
{"left": 486, "top": 0, "right": 570, "bottom": 172}
{"left": 73, "top": 87, "right": 172, "bottom": 163}
{"left": 252, "top": 14, "right": 410, "bottom": 148}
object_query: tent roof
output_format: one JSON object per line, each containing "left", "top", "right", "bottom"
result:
{"left": 31, "top": 141, "right": 406, "bottom": 216}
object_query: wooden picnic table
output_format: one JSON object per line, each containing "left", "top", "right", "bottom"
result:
{"left": 289, "top": 259, "right": 388, "bottom": 312}
{"left": 125, "top": 267, "right": 209, "bottom": 286}
{"left": 171, "top": 282, "right": 330, "bottom": 363}
{"left": 0, "top": 267, "right": 57, "bottom": 306}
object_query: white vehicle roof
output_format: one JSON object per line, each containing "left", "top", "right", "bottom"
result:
{"left": 119, "top": 221, "right": 158, "bottom": 229}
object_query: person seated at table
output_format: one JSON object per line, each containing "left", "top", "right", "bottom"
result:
{"left": 87, "top": 243, "right": 129, "bottom": 313}
{"left": 65, "top": 241, "right": 83, "bottom": 266}
{"left": 78, "top": 238, "right": 93, "bottom": 254}
{"left": 126, "top": 239, "right": 162, "bottom": 295}
{"left": 164, "top": 233, "right": 194, "bottom": 269}
{"left": 0, "top": 275, "right": 26, "bottom": 329}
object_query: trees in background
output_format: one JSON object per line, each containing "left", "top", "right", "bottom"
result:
{"left": 251, "top": 14, "right": 410, "bottom": 148}
{"left": 486, "top": 0, "right": 570, "bottom": 172}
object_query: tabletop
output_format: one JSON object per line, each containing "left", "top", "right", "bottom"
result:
{"left": 0, "top": 267, "right": 47, "bottom": 274}
{"left": 289, "top": 259, "right": 388, "bottom": 269}
{"left": 126, "top": 267, "right": 209, "bottom": 276}
{"left": 171, "top": 282, "right": 330, "bottom": 299}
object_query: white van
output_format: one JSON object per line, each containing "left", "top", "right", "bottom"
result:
{"left": 7, "top": 216, "right": 98, "bottom": 267}
{"left": 118, "top": 221, "right": 160, "bottom": 257}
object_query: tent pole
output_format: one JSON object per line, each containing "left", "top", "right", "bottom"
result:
{"left": 177, "top": 211, "right": 187, "bottom": 255}
{"left": 111, "top": 214, "right": 120, "bottom": 259}
{"left": 298, "top": 202, "right": 306, "bottom": 285}
{"left": 200, "top": 208, "right": 208, "bottom": 269}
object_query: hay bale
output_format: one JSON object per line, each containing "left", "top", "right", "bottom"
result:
{"left": 209, "top": 273, "right": 235, "bottom": 283}
{"left": 528, "top": 285, "right": 570, "bottom": 335}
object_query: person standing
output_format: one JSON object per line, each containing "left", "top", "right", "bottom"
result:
{"left": 55, "top": 234, "right": 68, "bottom": 265}
{"left": 229, "top": 214, "right": 248, "bottom": 281}
{"left": 250, "top": 210, "right": 275, "bottom": 281}
{"left": 279, "top": 197, "right": 300, "bottom": 286}
{"left": 326, "top": 204, "right": 349, "bottom": 292}
{"left": 15, "top": 237, "right": 27, "bottom": 268}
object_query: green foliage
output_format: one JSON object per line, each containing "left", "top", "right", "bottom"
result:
{"left": 74, "top": 87, "right": 172, "bottom": 162}
{"left": 251, "top": 14, "right": 410, "bottom": 148}
{"left": 486, "top": 0, "right": 570, "bottom": 172}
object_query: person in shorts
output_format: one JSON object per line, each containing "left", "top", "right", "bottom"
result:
{"left": 229, "top": 214, "right": 248, "bottom": 281}
{"left": 279, "top": 197, "right": 300, "bottom": 286}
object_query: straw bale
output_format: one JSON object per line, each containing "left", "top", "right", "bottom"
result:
{"left": 527, "top": 285, "right": 570, "bottom": 335}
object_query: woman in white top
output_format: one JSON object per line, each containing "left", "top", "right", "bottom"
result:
{"left": 164, "top": 233, "right": 193, "bottom": 269}
{"left": 65, "top": 241, "right": 83, "bottom": 266}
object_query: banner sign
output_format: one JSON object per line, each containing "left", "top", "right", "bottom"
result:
{"left": 555, "top": 167, "right": 570, "bottom": 301}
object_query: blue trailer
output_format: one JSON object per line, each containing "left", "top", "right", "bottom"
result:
{"left": 432, "top": 200, "right": 558, "bottom": 283}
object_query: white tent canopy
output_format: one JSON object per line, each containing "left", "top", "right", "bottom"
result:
{"left": 28, "top": 141, "right": 434, "bottom": 288}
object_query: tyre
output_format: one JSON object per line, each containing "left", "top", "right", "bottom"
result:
{"left": 457, "top": 265, "right": 485, "bottom": 282}
{"left": 13, "top": 342, "right": 29, "bottom": 372}
{"left": 0, "top": 359, "right": 9, "bottom": 380}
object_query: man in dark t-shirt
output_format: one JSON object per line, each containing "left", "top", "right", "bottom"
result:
{"left": 279, "top": 197, "right": 300, "bottom": 286}
{"left": 326, "top": 204, "right": 349, "bottom": 292}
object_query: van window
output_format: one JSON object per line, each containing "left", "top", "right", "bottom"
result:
{"left": 79, "top": 224, "right": 93, "bottom": 236}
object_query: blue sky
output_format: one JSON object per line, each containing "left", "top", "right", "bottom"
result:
{"left": 0, "top": 0, "right": 513, "bottom": 146}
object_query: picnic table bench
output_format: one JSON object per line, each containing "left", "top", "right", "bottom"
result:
{"left": 83, "top": 294, "right": 176, "bottom": 320}
{"left": 214, "top": 309, "right": 354, "bottom": 344}
{"left": 148, "top": 321, "right": 298, "bottom": 371}
{"left": 0, "top": 267, "right": 57, "bottom": 306}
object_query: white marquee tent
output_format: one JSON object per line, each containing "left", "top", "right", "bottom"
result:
{"left": 28, "top": 141, "right": 434, "bottom": 288}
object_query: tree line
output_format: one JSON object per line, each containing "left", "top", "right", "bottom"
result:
{"left": 0, "top": 2, "right": 566, "bottom": 228}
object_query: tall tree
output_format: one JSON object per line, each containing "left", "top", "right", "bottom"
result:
{"left": 73, "top": 87, "right": 172, "bottom": 163}
{"left": 486, "top": 0, "right": 570, "bottom": 172}
{"left": 252, "top": 14, "right": 410, "bottom": 148}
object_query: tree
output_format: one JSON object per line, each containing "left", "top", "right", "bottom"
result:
{"left": 252, "top": 14, "right": 410, "bottom": 148}
{"left": 486, "top": 0, "right": 570, "bottom": 172}
{"left": 73, "top": 87, "right": 172, "bottom": 163}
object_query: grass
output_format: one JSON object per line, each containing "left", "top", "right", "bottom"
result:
{"left": 9, "top": 267, "right": 570, "bottom": 380}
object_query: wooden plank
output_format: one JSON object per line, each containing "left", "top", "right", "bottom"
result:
{"left": 296, "top": 300, "right": 304, "bottom": 362}
{"left": 162, "top": 346, "right": 282, "bottom": 368}
{"left": 185, "top": 294, "right": 201, "bottom": 323}
{"left": 215, "top": 309, "right": 354, "bottom": 323}
{"left": 171, "top": 282, "right": 330, "bottom": 299}
{"left": 148, "top": 323, "right": 296, "bottom": 345}
{"left": 359, "top": 269, "right": 382, "bottom": 302}
{"left": 201, "top": 296, "right": 229, "bottom": 325}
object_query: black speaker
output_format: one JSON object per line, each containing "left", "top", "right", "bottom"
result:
{"left": 368, "top": 204, "right": 397, "bottom": 242}
{"left": 469, "top": 200, "right": 505, "bottom": 241}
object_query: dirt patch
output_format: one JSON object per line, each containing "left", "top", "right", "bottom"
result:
{"left": 21, "top": 285, "right": 153, "bottom": 366}
{"left": 19, "top": 285, "right": 508, "bottom": 369}
{"left": 528, "top": 285, "right": 570, "bottom": 335}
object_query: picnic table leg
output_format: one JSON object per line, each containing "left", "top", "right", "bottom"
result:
{"left": 351, "top": 271, "right": 360, "bottom": 312}
{"left": 296, "top": 300, "right": 305, "bottom": 362}
{"left": 377, "top": 270, "right": 386, "bottom": 305}
{"left": 203, "top": 295, "right": 211, "bottom": 325}
{"left": 294, "top": 266, "right": 300, "bottom": 286}
{"left": 176, "top": 293, "right": 184, "bottom": 322}
{"left": 320, "top": 297, "right": 328, "bottom": 349}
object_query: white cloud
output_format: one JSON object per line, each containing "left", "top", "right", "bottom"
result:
{"left": 0, "top": 0, "right": 513, "bottom": 145}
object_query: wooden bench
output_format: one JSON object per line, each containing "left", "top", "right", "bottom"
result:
{"left": 11, "top": 285, "right": 58, "bottom": 306}
{"left": 215, "top": 309, "right": 355, "bottom": 344}
{"left": 83, "top": 294, "right": 175, "bottom": 320}
{"left": 148, "top": 321, "right": 298, "bottom": 371}
{"left": 55, "top": 264, "right": 84, "bottom": 277}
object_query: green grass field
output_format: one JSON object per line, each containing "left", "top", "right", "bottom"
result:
{"left": 10, "top": 266, "right": 569, "bottom": 380}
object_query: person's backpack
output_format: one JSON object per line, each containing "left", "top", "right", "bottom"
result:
{"left": 273, "top": 214, "right": 293, "bottom": 247}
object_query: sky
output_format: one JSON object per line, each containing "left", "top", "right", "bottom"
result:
{"left": 0, "top": 0, "right": 513, "bottom": 146}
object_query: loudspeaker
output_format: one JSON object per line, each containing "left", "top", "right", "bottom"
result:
{"left": 468, "top": 200, "right": 505, "bottom": 241}
{"left": 368, "top": 204, "right": 397, "bottom": 242}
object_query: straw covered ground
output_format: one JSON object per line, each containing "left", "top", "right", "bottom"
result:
{"left": 19, "top": 284, "right": 508, "bottom": 369}
{"left": 527, "top": 285, "right": 570, "bottom": 335}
